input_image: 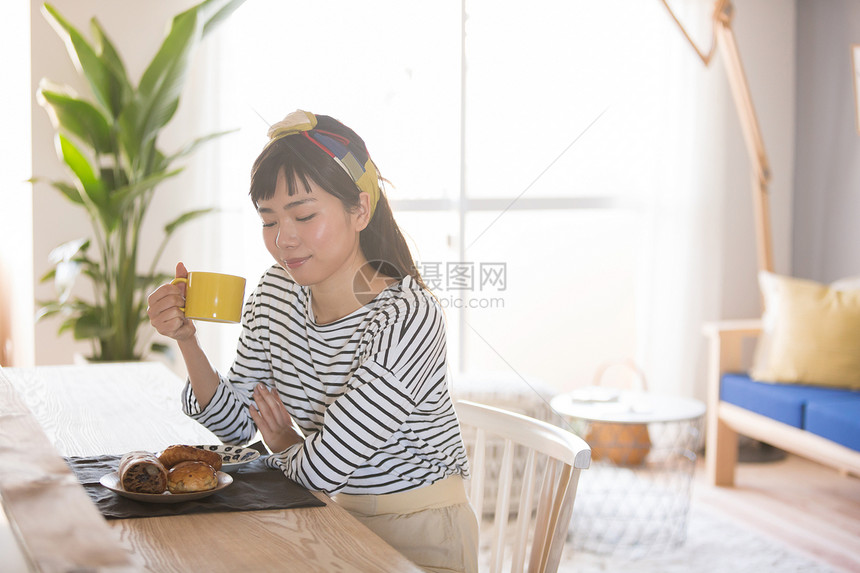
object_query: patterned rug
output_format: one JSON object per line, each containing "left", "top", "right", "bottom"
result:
{"left": 480, "top": 504, "right": 836, "bottom": 573}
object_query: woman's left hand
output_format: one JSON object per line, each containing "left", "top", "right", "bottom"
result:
{"left": 250, "top": 384, "right": 303, "bottom": 453}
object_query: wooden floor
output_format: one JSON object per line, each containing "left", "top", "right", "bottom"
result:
{"left": 692, "top": 453, "right": 860, "bottom": 573}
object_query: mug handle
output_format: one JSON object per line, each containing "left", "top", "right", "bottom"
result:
{"left": 170, "top": 277, "right": 188, "bottom": 313}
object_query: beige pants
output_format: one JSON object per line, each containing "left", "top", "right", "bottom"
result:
{"left": 334, "top": 476, "right": 479, "bottom": 573}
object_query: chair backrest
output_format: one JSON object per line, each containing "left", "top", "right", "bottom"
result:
{"left": 455, "top": 400, "right": 591, "bottom": 573}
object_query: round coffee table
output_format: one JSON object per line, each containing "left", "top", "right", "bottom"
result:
{"left": 551, "top": 389, "right": 706, "bottom": 557}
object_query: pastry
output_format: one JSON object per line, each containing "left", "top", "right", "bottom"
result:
{"left": 118, "top": 451, "right": 168, "bottom": 494}
{"left": 158, "top": 444, "right": 223, "bottom": 471}
{"left": 167, "top": 461, "right": 218, "bottom": 493}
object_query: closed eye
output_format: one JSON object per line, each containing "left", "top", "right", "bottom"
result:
{"left": 296, "top": 214, "right": 316, "bottom": 222}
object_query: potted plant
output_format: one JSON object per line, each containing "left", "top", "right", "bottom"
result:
{"left": 35, "top": 0, "right": 244, "bottom": 361}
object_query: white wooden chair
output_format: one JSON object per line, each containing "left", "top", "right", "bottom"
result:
{"left": 456, "top": 400, "right": 591, "bottom": 573}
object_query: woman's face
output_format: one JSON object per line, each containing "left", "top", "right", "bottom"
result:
{"left": 256, "top": 169, "right": 369, "bottom": 288}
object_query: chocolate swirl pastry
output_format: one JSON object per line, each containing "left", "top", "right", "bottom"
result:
{"left": 118, "top": 451, "right": 168, "bottom": 494}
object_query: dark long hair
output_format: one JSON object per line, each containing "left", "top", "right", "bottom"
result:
{"left": 249, "top": 115, "right": 426, "bottom": 289}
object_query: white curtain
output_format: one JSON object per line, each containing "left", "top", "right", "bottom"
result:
{"left": 635, "top": 87, "right": 728, "bottom": 399}
{"left": 637, "top": 0, "right": 797, "bottom": 401}
{"left": 636, "top": 1, "right": 730, "bottom": 400}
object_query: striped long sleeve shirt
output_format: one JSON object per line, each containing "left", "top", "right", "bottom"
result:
{"left": 182, "top": 265, "right": 470, "bottom": 496}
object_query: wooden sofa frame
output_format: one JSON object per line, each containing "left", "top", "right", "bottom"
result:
{"left": 704, "top": 320, "right": 860, "bottom": 486}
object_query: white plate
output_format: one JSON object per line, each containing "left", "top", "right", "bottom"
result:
{"left": 100, "top": 471, "right": 232, "bottom": 503}
{"left": 189, "top": 444, "right": 261, "bottom": 470}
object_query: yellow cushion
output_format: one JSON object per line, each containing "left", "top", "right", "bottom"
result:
{"left": 751, "top": 272, "right": 860, "bottom": 389}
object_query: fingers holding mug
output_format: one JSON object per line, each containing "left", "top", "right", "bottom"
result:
{"left": 169, "top": 277, "right": 190, "bottom": 313}
{"left": 173, "top": 261, "right": 189, "bottom": 294}
{"left": 147, "top": 278, "right": 194, "bottom": 340}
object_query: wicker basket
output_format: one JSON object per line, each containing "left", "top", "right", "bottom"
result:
{"left": 584, "top": 360, "right": 652, "bottom": 466}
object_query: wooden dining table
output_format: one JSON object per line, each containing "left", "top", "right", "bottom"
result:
{"left": 0, "top": 362, "right": 423, "bottom": 573}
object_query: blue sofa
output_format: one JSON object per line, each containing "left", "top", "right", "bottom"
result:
{"left": 704, "top": 321, "right": 860, "bottom": 486}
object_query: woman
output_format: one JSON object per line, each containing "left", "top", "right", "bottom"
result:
{"left": 147, "top": 110, "right": 479, "bottom": 573}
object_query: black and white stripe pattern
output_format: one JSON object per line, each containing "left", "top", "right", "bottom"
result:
{"left": 182, "top": 265, "right": 470, "bottom": 495}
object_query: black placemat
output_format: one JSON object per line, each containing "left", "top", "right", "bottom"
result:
{"left": 65, "top": 448, "right": 325, "bottom": 520}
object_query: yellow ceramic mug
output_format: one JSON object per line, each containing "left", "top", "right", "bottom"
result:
{"left": 170, "top": 272, "right": 246, "bottom": 323}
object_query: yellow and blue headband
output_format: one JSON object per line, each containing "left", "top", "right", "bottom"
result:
{"left": 266, "top": 110, "right": 381, "bottom": 218}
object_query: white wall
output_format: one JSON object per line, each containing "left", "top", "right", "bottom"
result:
{"left": 793, "top": 0, "right": 860, "bottom": 283}
{"left": 717, "top": 0, "right": 796, "bottom": 321}
{"left": 0, "top": 1, "right": 34, "bottom": 367}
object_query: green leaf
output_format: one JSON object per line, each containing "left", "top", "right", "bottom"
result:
{"left": 150, "top": 342, "right": 172, "bottom": 355}
{"left": 150, "top": 148, "right": 168, "bottom": 173}
{"left": 54, "top": 259, "right": 83, "bottom": 303}
{"left": 45, "top": 239, "right": 91, "bottom": 303}
{"left": 30, "top": 177, "right": 85, "bottom": 205}
{"left": 57, "top": 316, "right": 76, "bottom": 335}
{"left": 90, "top": 17, "right": 132, "bottom": 115}
{"left": 162, "top": 129, "right": 237, "bottom": 167}
{"left": 136, "top": 9, "right": 198, "bottom": 149}
{"left": 153, "top": 271, "right": 175, "bottom": 286}
{"left": 117, "top": 101, "right": 142, "bottom": 170}
{"left": 81, "top": 265, "right": 102, "bottom": 284}
{"left": 137, "top": 271, "right": 174, "bottom": 290}
{"left": 73, "top": 318, "right": 107, "bottom": 340}
{"left": 41, "top": 4, "right": 116, "bottom": 116}
{"left": 111, "top": 167, "right": 184, "bottom": 213}
{"left": 199, "top": 0, "right": 247, "bottom": 37}
{"left": 99, "top": 165, "right": 125, "bottom": 192}
{"left": 69, "top": 306, "right": 111, "bottom": 340}
{"left": 35, "top": 302, "right": 67, "bottom": 322}
{"left": 149, "top": 98, "right": 181, "bottom": 152}
{"left": 164, "top": 207, "right": 215, "bottom": 235}
{"left": 37, "top": 82, "right": 112, "bottom": 154}
{"left": 116, "top": 1, "right": 244, "bottom": 175}
{"left": 48, "top": 238, "right": 90, "bottom": 264}
{"left": 56, "top": 134, "right": 105, "bottom": 203}
{"left": 53, "top": 181, "right": 85, "bottom": 204}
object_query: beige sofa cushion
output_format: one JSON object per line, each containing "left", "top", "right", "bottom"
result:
{"left": 751, "top": 272, "right": 860, "bottom": 389}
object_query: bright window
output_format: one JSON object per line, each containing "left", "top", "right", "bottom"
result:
{"left": 208, "top": 0, "right": 677, "bottom": 392}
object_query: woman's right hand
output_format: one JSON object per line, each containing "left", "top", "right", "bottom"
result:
{"left": 147, "top": 262, "right": 196, "bottom": 341}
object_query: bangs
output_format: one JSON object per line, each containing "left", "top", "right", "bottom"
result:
{"left": 249, "top": 138, "right": 318, "bottom": 205}
{"left": 249, "top": 133, "right": 361, "bottom": 209}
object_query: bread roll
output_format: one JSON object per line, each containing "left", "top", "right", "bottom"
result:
{"left": 158, "top": 444, "right": 223, "bottom": 471}
{"left": 119, "top": 451, "right": 168, "bottom": 494}
{"left": 167, "top": 461, "right": 218, "bottom": 493}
